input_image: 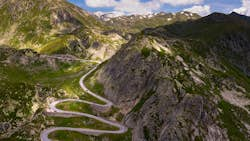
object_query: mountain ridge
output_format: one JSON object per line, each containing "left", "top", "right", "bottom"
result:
{"left": 97, "top": 11, "right": 250, "bottom": 141}
{"left": 0, "top": 0, "right": 125, "bottom": 61}
{"left": 95, "top": 11, "right": 200, "bottom": 33}
{"left": 1, "top": 1, "right": 250, "bottom": 140}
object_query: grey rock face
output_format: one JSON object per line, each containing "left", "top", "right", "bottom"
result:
{"left": 98, "top": 45, "right": 161, "bottom": 108}
{"left": 0, "top": 122, "right": 11, "bottom": 134}
{"left": 124, "top": 79, "right": 227, "bottom": 141}
{"left": 0, "top": 48, "right": 77, "bottom": 71}
{"left": 215, "top": 33, "right": 250, "bottom": 76}
{"left": 99, "top": 14, "right": 250, "bottom": 139}
{"left": 98, "top": 38, "right": 228, "bottom": 141}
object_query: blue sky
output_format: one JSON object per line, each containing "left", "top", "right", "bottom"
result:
{"left": 68, "top": 0, "right": 249, "bottom": 16}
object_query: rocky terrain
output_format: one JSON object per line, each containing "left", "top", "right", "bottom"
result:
{"left": 97, "top": 12, "right": 250, "bottom": 141}
{"left": 95, "top": 11, "right": 200, "bottom": 34}
{"left": 0, "top": 0, "right": 200, "bottom": 61}
{"left": 1, "top": 0, "right": 250, "bottom": 141}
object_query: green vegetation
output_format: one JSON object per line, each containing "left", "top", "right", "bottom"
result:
{"left": 0, "top": 0, "right": 124, "bottom": 59}
{"left": 0, "top": 60, "right": 90, "bottom": 87}
{"left": 194, "top": 136, "right": 203, "bottom": 141}
{"left": 143, "top": 126, "right": 150, "bottom": 140}
{"left": 0, "top": 57, "right": 130, "bottom": 140}
{"left": 141, "top": 47, "right": 151, "bottom": 58}
{"left": 0, "top": 5, "right": 12, "bottom": 32}
{"left": 61, "top": 75, "right": 105, "bottom": 104}
{"left": 0, "top": 51, "right": 105, "bottom": 140}
{"left": 83, "top": 63, "right": 107, "bottom": 97}
{"left": 49, "top": 129, "right": 132, "bottom": 141}
{"left": 222, "top": 61, "right": 250, "bottom": 95}
{"left": 47, "top": 116, "right": 118, "bottom": 130}
{"left": 39, "top": 35, "right": 75, "bottom": 54}
{"left": 2, "top": 2, "right": 250, "bottom": 141}
{"left": 86, "top": 81, "right": 105, "bottom": 96}
{"left": 56, "top": 101, "right": 94, "bottom": 115}
{"left": 218, "top": 101, "right": 250, "bottom": 141}
{"left": 131, "top": 90, "right": 155, "bottom": 112}
{"left": 0, "top": 80, "right": 35, "bottom": 121}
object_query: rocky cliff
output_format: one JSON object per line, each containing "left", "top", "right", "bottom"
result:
{"left": 98, "top": 13, "right": 250, "bottom": 141}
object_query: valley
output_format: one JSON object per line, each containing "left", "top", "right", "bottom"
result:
{"left": 41, "top": 59, "right": 128, "bottom": 141}
{"left": 0, "top": 49, "right": 131, "bottom": 141}
{"left": 1, "top": 0, "right": 250, "bottom": 141}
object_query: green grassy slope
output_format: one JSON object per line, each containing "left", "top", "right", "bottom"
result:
{"left": 0, "top": 0, "right": 124, "bottom": 60}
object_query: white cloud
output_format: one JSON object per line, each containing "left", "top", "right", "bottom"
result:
{"left": 94, "top": 11, "right": 125, "bottom": 18}
{"left": 86, "top": 0, "right": 161, "bottom": 15}
{"left": 85, "top": 0, "right": 117, "bottom": 7}
{"left": 114, "top": 0, "right": 161, "bottom": 15}
{"left": 184, "top": 5, "right": 211, "bottom": 16}
{"left": 159, "top": 0, "right": 203, "bottom": 6}
{"left": 85, "top": 0, "right": 205, "bottom": 15}
{"left": 233, "top": 0, "right": 250, "bottom": 16}
{"left": 233, "top": 7, "right": 247, "bottom": 15}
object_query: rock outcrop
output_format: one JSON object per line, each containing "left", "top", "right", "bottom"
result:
{"left": 98, "top": 13, "right": 250, "bottom": 141}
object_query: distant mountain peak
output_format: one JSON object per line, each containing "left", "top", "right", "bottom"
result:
{"left": 230, "top": 11, "right": 241, "bottom": 16}
{"left": 199, "top": 12, "right": 250, "bottom": 24}
{"left": 94, "top": 11, "right": 199, "bottom": 22}
{"left": 94, "top": 11, "right": 125, "bottom": 21}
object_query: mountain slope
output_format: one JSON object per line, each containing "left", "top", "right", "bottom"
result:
{"left": 0, "top": 46, "right": 94, "bottom": 140}
{"left": 0, "top": 0, "right": 125, "bottom": 60}
{"left": 0, "top": 1, "right": 127, "bottom": 140}
{"left": 97, "top": 12, "right": 200, "bottom": 33}
{"left": 144, "top": 12, "right": 250, "bottom": 76}
{"left": 97, "top": 12, "right": 250, "bottom": 141}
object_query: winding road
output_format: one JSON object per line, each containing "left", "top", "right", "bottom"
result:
{"left": 40, "top": 59, "right": 128, "bottom": 141}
